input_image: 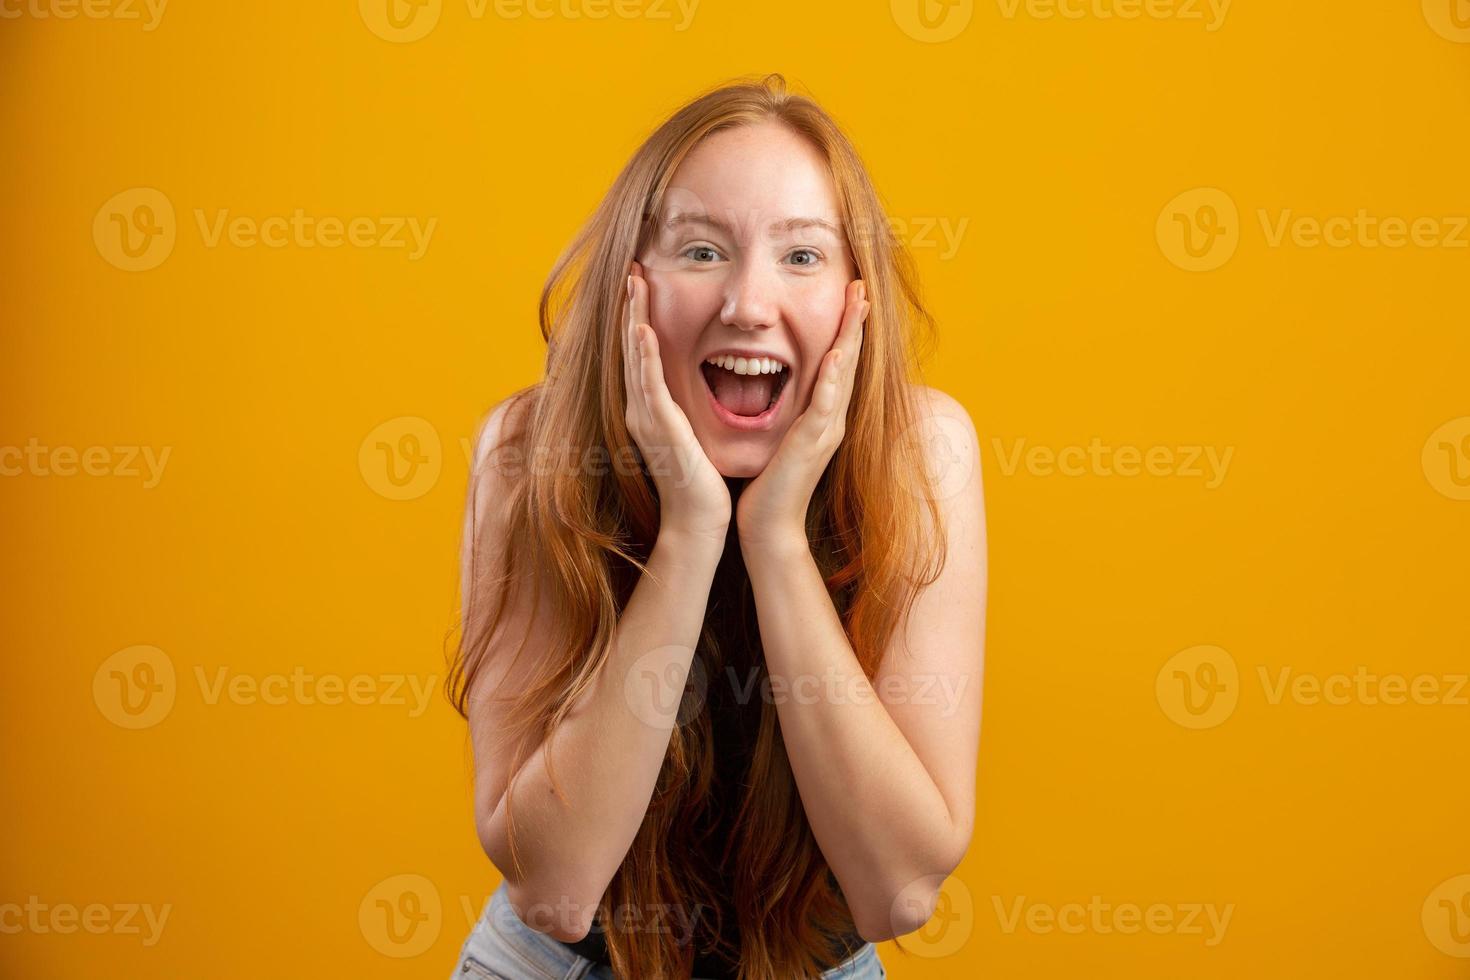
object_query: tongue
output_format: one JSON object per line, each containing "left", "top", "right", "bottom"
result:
{"left": 710, "top": 369, "right": 776, "bottom": 417}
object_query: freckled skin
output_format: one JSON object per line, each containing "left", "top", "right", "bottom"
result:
{"left": 635, "top": 121, "right": 857, "bottom": 480}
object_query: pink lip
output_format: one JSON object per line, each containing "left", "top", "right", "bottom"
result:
{"left": 702, "top": 365, "right": 790, "bottom": 432}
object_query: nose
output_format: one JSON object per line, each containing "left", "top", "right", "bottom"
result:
{"left": 719, "top": 259, "right": 780, "bottom": 332}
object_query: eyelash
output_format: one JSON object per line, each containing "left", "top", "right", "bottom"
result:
{"left": 682, "top": 244, "right": 823, "bottom": 267}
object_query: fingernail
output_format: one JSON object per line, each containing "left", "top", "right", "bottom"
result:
{"left": 627, "top": 275, "right": 633, "bottom": 297}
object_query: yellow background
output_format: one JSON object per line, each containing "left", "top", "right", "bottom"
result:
{"left": 3, "top": 0, "right": 1469, "bottom": 976}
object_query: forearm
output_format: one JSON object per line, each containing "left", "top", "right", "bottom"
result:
{"left": 481, "top": 525, "right": 726, "bottom": 940}
{"left": 742, "top": 536, "right": 962, "bottom": 940}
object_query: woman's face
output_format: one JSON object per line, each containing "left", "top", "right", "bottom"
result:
{"left": 635, "top": 121, "right": 857, "bottom": 479}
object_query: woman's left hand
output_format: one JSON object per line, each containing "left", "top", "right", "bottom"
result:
{"left": 736, "top": 278, "right": 869, "bottom": 555}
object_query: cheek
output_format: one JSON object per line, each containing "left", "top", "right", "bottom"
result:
{"left": 647, "top": 275, "right": 722, "bottom": 337}
{"left": 792, "top": 288, "right": 848, "bottom": 362}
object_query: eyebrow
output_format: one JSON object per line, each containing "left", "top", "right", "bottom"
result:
{"left": 660, "top": 211, "right": 842, "bottom": 239}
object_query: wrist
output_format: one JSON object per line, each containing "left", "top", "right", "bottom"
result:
{"left": 656, "top": 518, "right": 731, "bottom": 553}
{"left": 736, "top": 523, "right": 809, "bottom": 561}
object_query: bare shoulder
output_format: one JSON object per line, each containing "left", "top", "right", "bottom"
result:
{"left": 909, "top": 383, "right": 981, "bottom": 464}
{"left": 906, "top": 382, "right": 985, "bottom": 518}
{"left": 469, "top": 387, "right": 537, "bottom": 478}
{"left": 910, "top": 382, "right": 975, "bottom": 430}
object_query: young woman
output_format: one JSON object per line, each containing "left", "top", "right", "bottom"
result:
{"left": 447, "top": 73, "right": 986, "bottom": 980}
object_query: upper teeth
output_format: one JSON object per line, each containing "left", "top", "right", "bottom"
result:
{"left": 703, "top": 354, "right": 787, "bottom": 375}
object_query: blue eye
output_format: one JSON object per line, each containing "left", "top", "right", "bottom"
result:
{"left": 788, "top": 249, "right": 821, "bottom": 266}
{"left": 684, "top": 245, "right": 722, "bottom": 263}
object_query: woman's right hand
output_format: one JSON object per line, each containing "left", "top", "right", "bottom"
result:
{"left": 622, "top": 259, "right": 732, "bottom": 542}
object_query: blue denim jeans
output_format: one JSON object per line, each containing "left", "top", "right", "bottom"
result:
{"left": 450, "top": 880, "right": 886, "bottom": 980}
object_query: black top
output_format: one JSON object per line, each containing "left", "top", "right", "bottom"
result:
{"left": 551, "top": 516, "right": 864, "bottom": 977}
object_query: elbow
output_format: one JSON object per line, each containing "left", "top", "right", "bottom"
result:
{"left": 854, "top": 878, "right": 944, "bottom": 944}
{"left": 502, "top": 878, "right": 598, "bottom": 944}
{"left": 853, "top": 830, "right": 972, "bottom": 944}
{"left": 477, "top": 810, "right": 603, "bottom": 944}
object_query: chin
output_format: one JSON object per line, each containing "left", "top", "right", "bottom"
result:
{"left": 706, "top": 446, "right": 772, "bottom": 479}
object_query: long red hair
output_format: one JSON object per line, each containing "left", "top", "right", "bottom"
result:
{"left": 447, "top": 72, "right": 948, "bottom": 979}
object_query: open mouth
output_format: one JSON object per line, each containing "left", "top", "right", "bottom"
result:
{"left": 699, "top": 356, "right": 792, "bottom": 426}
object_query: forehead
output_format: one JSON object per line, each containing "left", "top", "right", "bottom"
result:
{"left": 658, "top": 122, "right": 842, "bottom": 239}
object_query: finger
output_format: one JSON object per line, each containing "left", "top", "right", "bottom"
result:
{"left": 624, "top": 268, "right": 644, "bottom": 431}
{"left": 622, "top": 268, "right": 636, "bottom": 405}
{"left": 813, "top": 348, "right": 843, "bottom": 420}
{"left": 840, "top": 297, "right": 869, "bottom": 407}
{"left": 630, "top": 274, "right": 655, "bottom": 435}
{"left": 841, "top": 280, "right": 867, "bottom": 362}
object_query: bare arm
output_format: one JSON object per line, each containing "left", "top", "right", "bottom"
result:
{"left": 461, "top": 401, "right": 727, "bottom": 943}
{"left": 740, "top": 387, "right": 986, "bottom": 942}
